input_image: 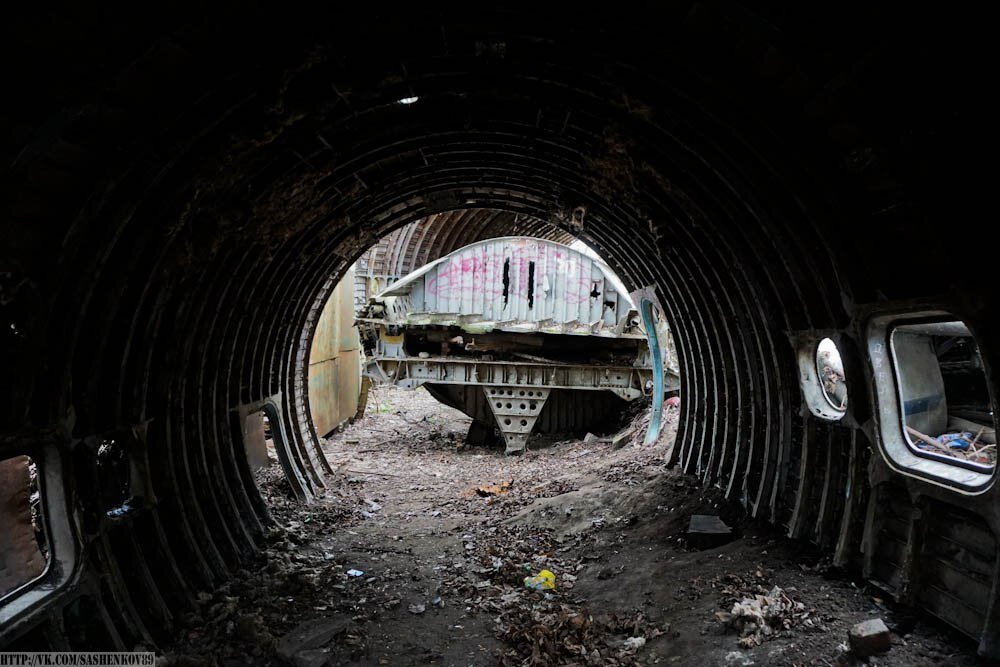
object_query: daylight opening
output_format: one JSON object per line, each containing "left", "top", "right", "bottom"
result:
{"left": 816, "top": 338, "right": 848, "bottom": 411}
{"left": 303, "top": 214, "right": 681, "bottom": 458}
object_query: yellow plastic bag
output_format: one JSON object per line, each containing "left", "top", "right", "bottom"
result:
{"left": 523, "top": 569, "right": 556, "bottom": 590}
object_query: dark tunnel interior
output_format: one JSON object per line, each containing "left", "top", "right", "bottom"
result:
{"left": 1, "top": 2, "right": 995, "bottom": 662}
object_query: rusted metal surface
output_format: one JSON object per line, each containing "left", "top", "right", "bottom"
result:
{"left": 308, "top": 268, "right": 362, "bottom": 437}
{"left": 0, "top": 457, "right": 46, "bottom": 599}
{"left": 308, "top": 350, "right": 362, "bottom": 437}
{"left": 368, "top": 356, "right": 665, "bottom": 401}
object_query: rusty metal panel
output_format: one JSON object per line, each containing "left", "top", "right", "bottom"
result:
{"left": 308, "top": 350, "right": 362, "bottom": 437}
{"left": 337, "top": 349, "right": 362, "bottom": 425}
{"left": 336, "top": 272, "right": 359, "bottom": 352}
{"left": 309, "top": 268, "right": 363, "bottom": 437}
{"left": 311, "top": 267, "right": 361, "bottom": 363}
{"left": 242, "top": 412, "right": 270, "bottom": 471}
{"left": 0, "top": 456, "right": 46, "bottom": 598}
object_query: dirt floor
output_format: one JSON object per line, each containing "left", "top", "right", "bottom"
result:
{"left": 161, "top": 387, "right": 986, "bottom": 666}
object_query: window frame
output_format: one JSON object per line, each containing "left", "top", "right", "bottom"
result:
{"left": 795, "top": 333, "right": 849, "bottom": 423}
{"left": 0, "top": 443, "right": 78, "bottom": 626}
{"left": 0, "top": 453, "right": 51, "bottom": 603}
{"left": 868, "top": 311, "right": 996, "bottom": 493}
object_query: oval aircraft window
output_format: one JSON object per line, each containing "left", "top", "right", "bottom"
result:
{"left": 816, "top": 338, "right": 848, "bottom": 411}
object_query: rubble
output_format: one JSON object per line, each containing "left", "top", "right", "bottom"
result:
{"left": 473, "top": 480, "right": 513, "bottom": 497}
{"left": 291, "top": 648, "right": 332, "bottom": 667}
{"left": 611, "top": 426, "right": 636, "bottom": 450}
{"left": 276, "top": 618, "right": 349, "bottom": 663}
{"left": 622, "top": 636, "right": 646, "bottom": 650}
{"left": 848, "top": 618, "right": 892, "bottom": 657}
{"left": 158, "top": 386, "right": 981, "bottom": 666}
{"left": 906, "top": 425, "right": 997, "bottom": 466}
{"left": 494, "top": 596, "right": 666, "bottom": 666}
{"left": 719, "top": 586, "right": 807, "bottom": 648}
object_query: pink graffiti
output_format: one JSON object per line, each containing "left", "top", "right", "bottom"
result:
{"left": 423, "top": 245, "right": 598, "bottom": 306}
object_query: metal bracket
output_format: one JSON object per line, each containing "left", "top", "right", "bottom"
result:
{"left": 482, "top": 386, "right": 550, "bottom": 454}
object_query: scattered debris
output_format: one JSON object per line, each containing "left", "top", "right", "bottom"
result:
{"left": 719, "top": 586, "right": 805, "bottom": 648}
{"left": 159, "top": 386, "right": 981, "bottom": 666}
{"left": 276, "top": 618, "right": 349, "bottom": 664}
{"left": 523, "top": 569, "right": 556, "bottom": 590}
{"left": 848, "top": 618, "right": 892, "bottom": 657}
{"left": 723, "top": 650, "right": 755, "bottom": 665}
{"left": 623, "top": 636, "right": 646, "bottom": 651}
{"left": 495, "top": 599, "right": 666, "bottom": 665}
{"left": 949, "top": 416, "right": 996, "bottom": 444}
{"left": 346, "top": 468, "right": 401, "bottom": 477}
{"left": 292, "top": 648, "right": 333, "bottom": 667}
{"left": 345, "top": 569, "right": 364, "bottom": 577}
{"left": 612, "top": 427, "right": 636, "bottom": 450}
{"left": 473, "top": 480, "right": 513, "bottom": 497}
{"left": 906, "top": 425, "right": 997, "bottom": 465}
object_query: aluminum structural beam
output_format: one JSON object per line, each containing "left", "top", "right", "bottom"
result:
{"left": 364, "top": 356, "right": 681, "bottom": 401}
